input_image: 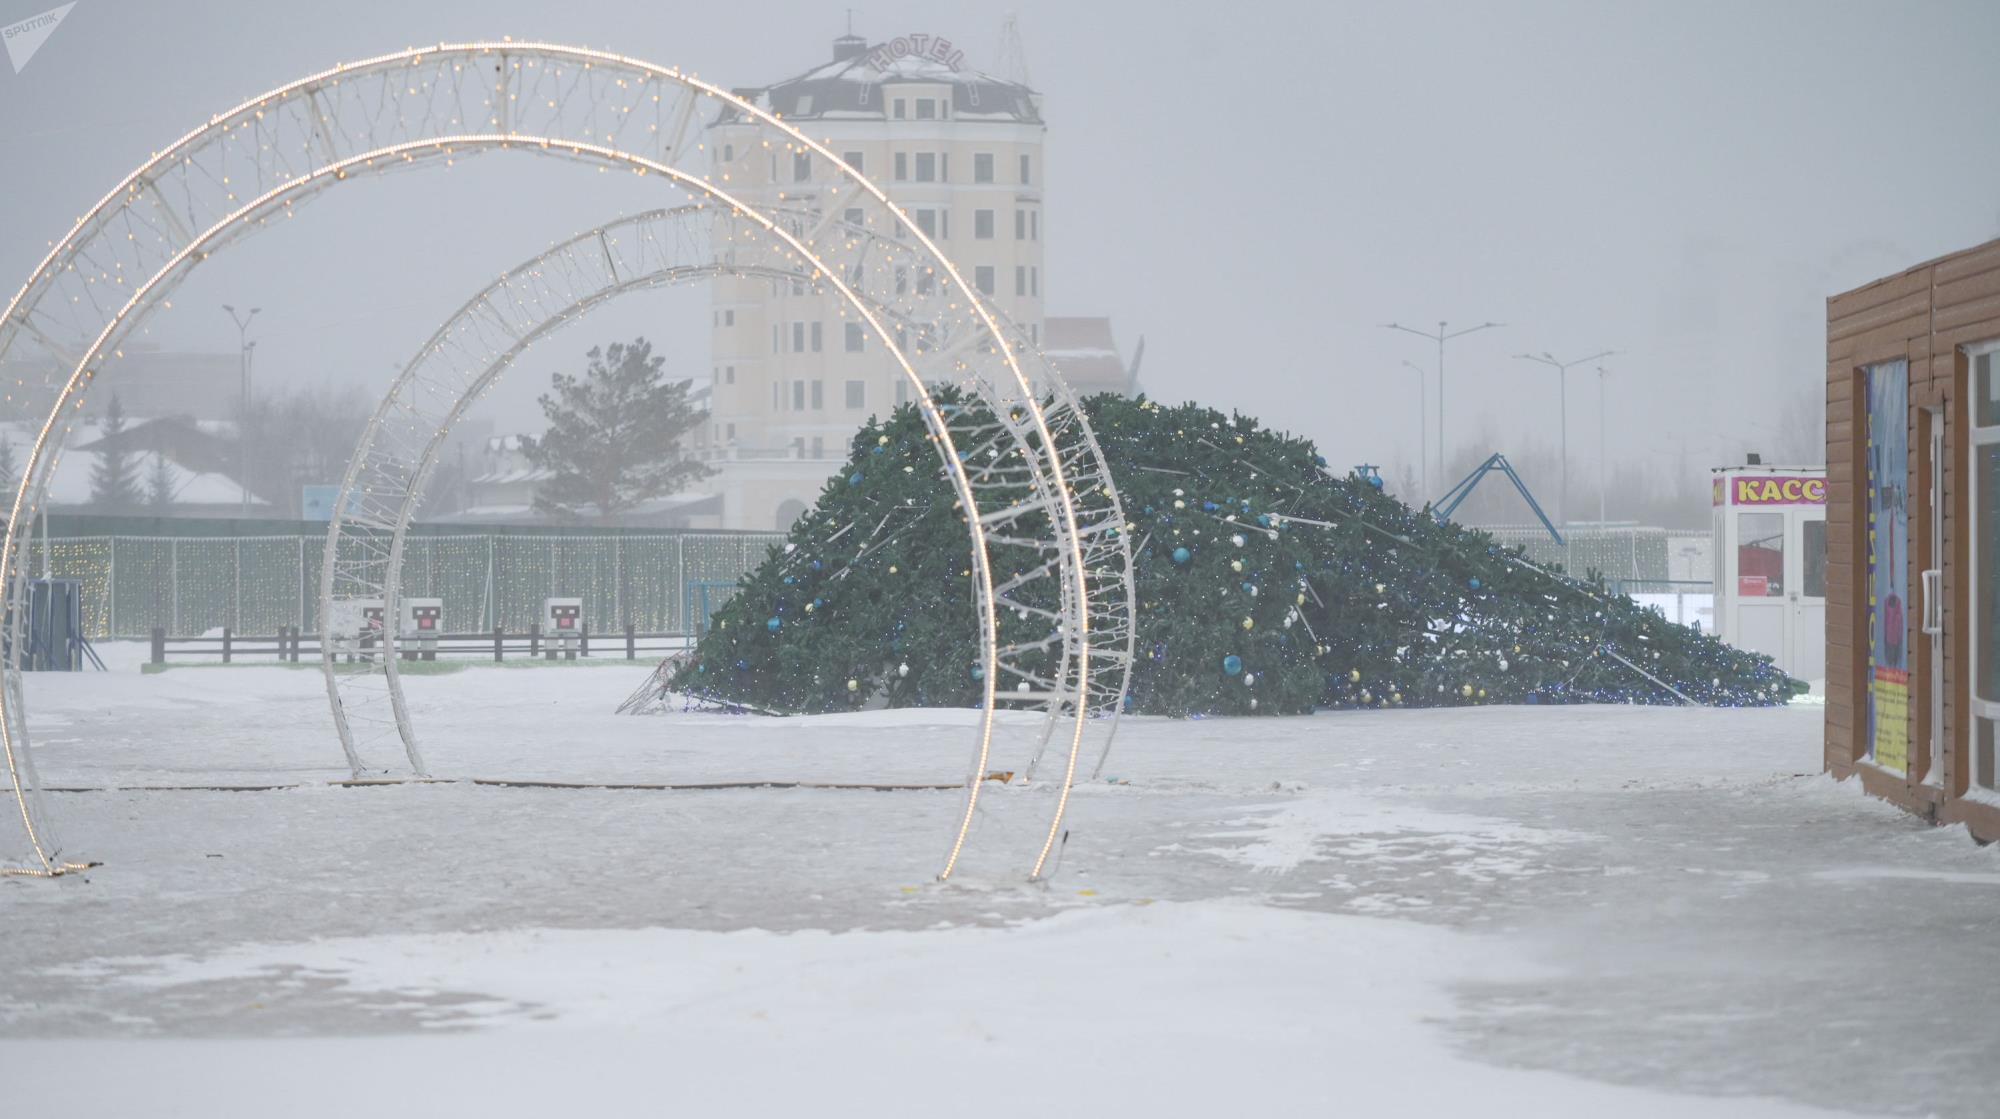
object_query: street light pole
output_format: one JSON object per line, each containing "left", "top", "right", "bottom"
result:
{"left": 1384, "top": 319, "right": 1502, "bottom": 494}
{"left": 1594, "top": 365, "right": 1614, "bottom": 526}
{"left": 1400, "top": 359, "right": 1428, "bottom": 500}
{"left": 222, "top": 304, "right": 261, "bottom": 517}
{"left": 1513, "top": 349, "right": 1615, "bottom": 532}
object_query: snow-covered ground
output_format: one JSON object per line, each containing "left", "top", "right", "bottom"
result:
{"left": 3, "top": 646, "right": 1994, "bottom": 1117}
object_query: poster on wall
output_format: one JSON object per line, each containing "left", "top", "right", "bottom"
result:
{"left": 1865, "top": 360, "right": 1910, "bottom": 773}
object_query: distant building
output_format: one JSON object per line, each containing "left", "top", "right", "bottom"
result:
{"left": 700, "top": 30, "right": 1132, "bottom": 530}
{"left": 1044, "top": 317, "right": 1143, "bottom": 397}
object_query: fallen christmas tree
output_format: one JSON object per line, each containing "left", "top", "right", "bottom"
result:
{"left": 674, "top": 392, "right": 1800, "bottom": 715}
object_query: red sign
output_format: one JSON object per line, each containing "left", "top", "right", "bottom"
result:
{"left": 1726, "top": 476, "right": 1826, "bottom": 506}
{"left": 1737, "top": 575, "right": 1769, "bottom": 597}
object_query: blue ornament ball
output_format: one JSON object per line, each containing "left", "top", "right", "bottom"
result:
{"left": 767, "top": 616, "right": 782, "bottom": 632}
{"left": 848, "top": 472, "right": 864, "bottom": 486}
{"left": 970, "top": 665, "right": 985, "bottom": 680}
{"left": 1468, "top": 576, "right": 1482, "bottom": 590}
{"left": 1172, "top": 546, "right": 1191, "bottom": 565}
{"left": 1223, "top": 654, "right": 1244, "bottom": 676}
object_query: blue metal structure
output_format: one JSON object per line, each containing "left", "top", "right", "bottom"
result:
{"left": 1433, "top": 453, "right": 1564, "bottom": 545}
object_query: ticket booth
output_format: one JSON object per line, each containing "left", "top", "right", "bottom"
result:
{"left": 1711, "top": 466, "right": 1827, "bottom": 682}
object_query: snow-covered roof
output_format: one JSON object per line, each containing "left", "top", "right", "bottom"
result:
{"left": 719, "top": 36, "right": 1041, "bottom": 125}
{"left": 1043, "top": 317, "right": 1136, "bottom": 397}
{"left": 0, "top": 421, "right": 266, "bottom": 509}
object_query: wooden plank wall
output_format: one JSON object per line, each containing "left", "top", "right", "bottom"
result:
{"left": 1825, "top": 238, "right": 2000, "bottom": 831}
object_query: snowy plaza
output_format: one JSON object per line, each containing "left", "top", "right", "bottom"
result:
{"left": 5, "top": 3, "right": 2000, "bottom": 1116}
{"left": 3, "top": 654, "right": 1995, "bottom": 1117}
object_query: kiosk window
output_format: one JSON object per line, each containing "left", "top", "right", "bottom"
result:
{"left": 1803, "top": 520, "right": 1827, "bottom": 599}
{"left": 1738, "top": 512, "right": 1784, "bottom": 596}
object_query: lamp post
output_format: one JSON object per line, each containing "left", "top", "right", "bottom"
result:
{"left": 1383, "top": 320, "right": 1502, "bottom": 491}
{"left": 222, "top": 304, "right": 260, "bottom": 516}
{"left": 1593, "top": 365, "right": 1615, "bottom": 526}
{"left": 1400, "top": 359, "right": 1429, "bottom": 500}
{"left": 1513, "top": 349, "right": 1615, "bottom": 531}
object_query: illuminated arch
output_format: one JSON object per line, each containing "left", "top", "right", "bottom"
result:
{"left": 0, "top": 43, "right": 1099, "bottom": 881}
{"left": 323, "top": 205, "right": 1136, "bottom": 829}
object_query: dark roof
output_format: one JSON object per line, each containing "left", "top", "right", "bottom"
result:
{"left": 718, "top": 37, "right": 1042, "bottom": 126}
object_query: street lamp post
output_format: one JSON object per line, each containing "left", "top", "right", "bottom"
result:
{"left": 222, "top": 304, "right": 260, "bottom": 517}
{"left": 1594, "top": 365, "right": 1614, "bottom": 526}
{"left": 1383, "top": 320, "right": 1502, "bottom": 495}
{"left": 1400, "top": 359, "right": 1429, "bottom": 500}
{"left": 1513, "top": 349, "right": 1615, "bottom": 532}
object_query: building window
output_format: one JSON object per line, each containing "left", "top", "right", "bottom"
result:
{"left": 792, "top": 322, "right": 805, "bottom": 352}
{"left": 915, "top": 98, "right": 935, "bottom": 120}
{"left": 1014, "top": 209, "right": 1025, "bottom": 240}
{"left": 975, "top": 266, "right": 995, "bottom": 296}
{"left": 725, "top": 365, "right": 736, "bottom": 384}
{"left": 1031, "top": 210, "right": 1040, "bottom": 240}
{"left": 940, "top": 209, "right": 950, "bottom": 239}
{"left": 772, "top": 382, "right": 779, "bottom": 408}
{"left": 917, "top": 271, "right": 935, "bottom": 295}
{"left": 845, "top": 379, "right": 865, "bottom": 408}
{"left": 940, "top": 153, "right": 949, "bottom": 182}
{"left": 974, "top": 210, "right": 994, "bottom": 239}
{"left": 1015, "top": 265, "right": 1026, "bottom": 296}
{"left": 810, "top": 322, "right": 823, "bottom": 352}
{"left": 771, "top": 325, "right": 779, "bottom": 353}
{"left": 845, "top": 322, "right": 865, "bottom": 352}
{"left": 1031, "top": 267, "right": 1039, "bottom": 296}
{"left": 841, "top": 150, "right": 863, "bottom": 174}
{"left": 792, "top": 380, "right": 805, "bottom": 409}
{"left": 812, "top": 435, "right": 824, "bottom": 459}
{"left": 893, "top": 99, "right": 906, "bottom": 119}
{"left": 974, "top": 153, "right": 994, "bottom": 183}
{"left": 915, "top": 209, "right": 937, "bottom": 238}
{"left": 844, "top": 207, "right": 864, "bottom": 228}
{"left": 793, "top": 151, "right": 811, "bottom": 182}
{"left": 724, "top": 309, "right": 735, "bottom": 326}
{"left": 726, "top": 423, "right": 736, "bottom": 440}
{"left": 894, "top": 152, "right": 908, "bottom": 181}
{"left": 1030, "top": 323, "right": 1038, "bottom": 345}
{"left": 1020, "top": 153, "right": 1032, "bottom": 185}
{"left": 795, "top": 95, "right": 814, "bottom": 115}
{"left": 915, "top": 152, "right": 936, "bottom": 182}
{"left": 723, "top": 144, "right": 734, "bottom": 162}
{"left": 811, "top": 380, "right": 824, "bottom": 409}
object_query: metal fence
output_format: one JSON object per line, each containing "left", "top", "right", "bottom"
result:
{"left": 1476, "top": 524, "right": 1713, "bottom": 594}
{"left": 29, "top": 532, "right": 786, "bottom": 639}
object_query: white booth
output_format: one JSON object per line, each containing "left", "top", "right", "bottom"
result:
{"left": 1711, "top": 466, "right": 1827, "bottom": 682}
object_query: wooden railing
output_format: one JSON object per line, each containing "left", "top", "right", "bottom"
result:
{"left": 147, "top": 624, "right": 692, "bottom": 666}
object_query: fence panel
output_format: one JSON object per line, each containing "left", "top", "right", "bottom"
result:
{"left": 49, "top": 528, "right": 786, "bottom": 639}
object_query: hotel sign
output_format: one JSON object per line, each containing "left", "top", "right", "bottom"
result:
{"left": 868, "top": 33, "right": 966, "bottom": 71}
{"left": 1713, "top": 475, "right": 1826, "bottom": 506}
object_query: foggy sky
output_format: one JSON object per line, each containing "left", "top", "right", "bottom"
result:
{"left": 3, "top": 0, "right": 1997, "bottom": 520}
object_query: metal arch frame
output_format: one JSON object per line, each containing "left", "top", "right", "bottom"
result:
{"left": 0, "top": 42, "right": 1092, "bottom": 882}
{"left": 325, "top": 206, "right": 1133, "bottom": 806}
{"left": 6, "top": 136, "right": 1017, "bottom": 879}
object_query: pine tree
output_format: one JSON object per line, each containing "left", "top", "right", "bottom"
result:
{"left": 89, "top": 394, "right": 142, "bottom": 510}
{"left": 145, "top": 452, "right": 176, "bottom": 508}
{"left": 523, "top": 337, "right": 713, "bottom": 520}
{"left": 675, "top": 393, "right": 1800, "bottom": 716}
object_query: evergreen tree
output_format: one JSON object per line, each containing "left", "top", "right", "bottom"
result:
{"left": 88, "top": 394, "right": 142, "bottom": 510}
{"left": 0, "top": 435, "right": 15, "bottom": 499}
{"left": 145, "top": 452, "right": 176, "bottom": 508}
{"left": 524, "top": 337, "right": 713, "bottom": 519}
{"left": 676, "top": 393, "right": 1799, "bottom": 716}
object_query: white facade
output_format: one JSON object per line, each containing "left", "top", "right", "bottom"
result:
{"left": 704, "top": 34, "right": 1047, "bottom": 530}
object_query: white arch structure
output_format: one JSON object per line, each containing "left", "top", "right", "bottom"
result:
{"left": 322, "top": 206, "right": 1137, "bottom": 801}
{"left": 0, "top": 43, "right": 1124, "bottom": 881}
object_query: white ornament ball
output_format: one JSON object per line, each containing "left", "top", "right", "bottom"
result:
{"left": 846, "top": 679, "right": 859, "bottom": 692}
